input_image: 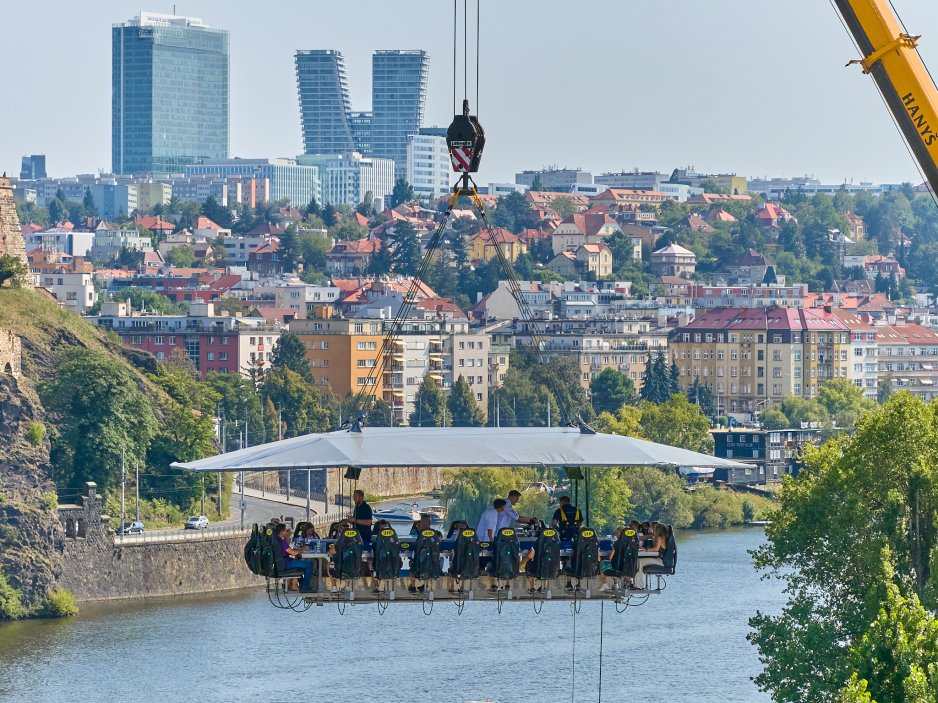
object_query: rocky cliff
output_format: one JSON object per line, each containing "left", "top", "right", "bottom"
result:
{"left": 0, "top": 371, "right": 60, "bottom": 608}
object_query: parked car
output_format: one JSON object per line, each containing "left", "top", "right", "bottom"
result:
{"left": 184, "top": 515, "right": 209, "bottom": 530}
{"left": 118, "top": 521, "right": 145, "bottom": 535}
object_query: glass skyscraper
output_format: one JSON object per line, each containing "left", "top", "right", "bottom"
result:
{"left": 371, "top": 51, "right": 429, "bottom": 178}
{"left": 112, "top": 12, "right": 229, "bottom": 175}
{"left": 295, "top": 50, "right": 356, "bottom": 156}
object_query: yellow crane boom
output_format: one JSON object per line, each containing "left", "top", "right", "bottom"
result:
{"left": 834, "top": 0, "right": 938, "bottom": 193}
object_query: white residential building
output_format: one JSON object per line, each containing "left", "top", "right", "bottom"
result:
{"left": 407, "top": 130, "right": 451, "bottom": 203}
{"left": 299, "top": 152, "right": 395, "bottom": 209}
{"left": 91, "top": 226, "right": 154, "bottom": 260}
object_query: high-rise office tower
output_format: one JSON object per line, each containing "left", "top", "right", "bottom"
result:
{"left": 19, "top": 155, "right": 47, "bottom": 180}
{"left": 112, "top": 12, "right": 229, "bottom": 175}
{"left": 371, "top": 50, "right": 429, "bottom": 178}
{"left": 295, "top": 50, "right": 356, "bottom": 156}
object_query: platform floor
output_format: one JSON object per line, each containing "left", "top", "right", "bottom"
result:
{"left": 268, "top": 578, "right": 663, "bottom": 606}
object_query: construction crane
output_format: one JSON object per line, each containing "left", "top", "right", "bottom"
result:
{"left": 833, "top": 0, "right": 938, "bottom": 196}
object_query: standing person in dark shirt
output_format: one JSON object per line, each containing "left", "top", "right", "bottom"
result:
{"left": 551, "top": 495, "right": 582, "bottom": 540}
{"left": 351, "top": 489, "right": 374, "bottom": 543}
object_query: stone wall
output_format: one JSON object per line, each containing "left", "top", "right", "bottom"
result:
{"left": 58, "top": 530, "right": 261, "bottom": 602}
{"left": 0, "top": 330, "right": 22, "bottom": 377}
{"left": 249, "top": 466, "right": 442, "bottom": 504}
{"left": 0, "top": 176, "right": 29, "bottom": 269}
{"left": 56, "top": 484, "right": 260, "bottom": 602}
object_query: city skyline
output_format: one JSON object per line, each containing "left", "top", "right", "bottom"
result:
{"left": 2, "top": 1, "right": 938, "bottom": 185}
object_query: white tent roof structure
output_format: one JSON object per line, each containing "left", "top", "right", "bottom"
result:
{"left": 171, "top": 427, "right": 751, "bottom": 473}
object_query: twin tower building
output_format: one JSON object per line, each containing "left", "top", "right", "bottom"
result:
{"left": 112, "top": 12, "right": 431, "bottom": 203}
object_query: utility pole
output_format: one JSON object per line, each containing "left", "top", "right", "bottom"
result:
{"left": 120, "top": 448, "right": 126, "bottom": 530}
{"left": 306, "top": 469, "right": 311, "bottom": 521}
{"left": 496, "top": 391, "right": 500, "bottom": 427}
{"left": 135, "top": 461, "right": 140, "bottom": 521}
{"left": 547, "top": 395, "right": 551, "bottom": 427}
{"left": 239, "top": 431, "right": 245, "bottom": 529}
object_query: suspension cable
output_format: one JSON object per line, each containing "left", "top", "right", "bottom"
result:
{"left": 598, "top": 600, "right": 605, "bottom": 703}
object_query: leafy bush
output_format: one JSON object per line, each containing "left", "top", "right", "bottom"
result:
{"left": 39, "top": 588, "right": 78, "bottom": 618}
{"left": 25, "top": 421, "right": 45, "bottom": 446}
{"left": 0, "top": 573, "right": 25, "bottom": 620}
{"left": 40, "top": 492, "right": 57, "bottom": 511}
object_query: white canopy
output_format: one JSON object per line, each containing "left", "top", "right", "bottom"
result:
{"left": 171, "top": 426, "right": 751, "bottom": 472}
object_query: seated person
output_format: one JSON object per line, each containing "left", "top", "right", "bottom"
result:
{"left": 275, "top": 523, "right": 313, "bottom": 593}
{"left": 407, "top": 514, "right": 442, "bottom": 594}
{"left": 635, "top": 523, "right": 668, "bottom": 589}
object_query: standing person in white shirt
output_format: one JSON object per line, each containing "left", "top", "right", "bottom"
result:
{"left": 477, "top": 498, "right": 506, "bottom": 589}
{"left": 477, "top": 499, "right": 506, "bottom": 541}
{"left": 497, "top": 490, "right": 534, "bottom": 531}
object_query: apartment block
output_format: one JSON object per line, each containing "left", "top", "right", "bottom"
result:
{"left": 291, "top": 316, "right": 492, "bottom": 425}
{"left": 669, "top": 307, "right": 852, "bottom": 415}
{"left": 90, "top": 302, "right": 281, "bottom": 378}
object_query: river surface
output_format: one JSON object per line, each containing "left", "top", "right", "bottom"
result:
{"left": 0, "top": 527, "right": 780, "bottom": 703}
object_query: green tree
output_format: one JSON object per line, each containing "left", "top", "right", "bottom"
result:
{"left": 106, "top": 287, "right": 185, "bottom": 314}
{"left": 817, "top": 378, "right": 876, "bottom": 429}
{"left": 41, "top": 348, "right": 156, "bottom": 494}
{"left": 146, "top": 365, "right": 220, "bottom": 505}
{"left": 779, "top": 395, "right": 830, "bottom": 428}
{"left": 269, "top": 332, "right": 311, "bottom": 379}
{"left": 529, "top": 174, "right": 544, "bottom": 192}
{"left": 261, "top": 368, "right": 329, "bottom": 437}
{"left": 356, "top": 191, "right": 377, "bottom": 218}
{"left": 589, "top": 367, "right": 638, "bottom": 414}
{"left": 593, "top": 405, "right": 643, "bottom": 437}
{"left": 620, "top": 466, "right": 692, "bottom": 526}
{"left": 492, "top": 191, "right": 538, "bottom": 233}
{"left": 164, "top": 244, "right": 196, "bottom": 267}
{"left": 328, "top": 218, "right": 367, "bottom": 241}
{"left": 588, "top": 468, "right": 633, "bottom": 533}
{"left": 552, "top": 196, "right": 578, "bottom": 219}
{"left": 447, "top": 375, "right": 485, "bottom": 426}
{"left": 0, "top": 255, "right": 30, "bottom": 287}
{"left": 388, "top": 221, "right": 422, "bottom": 276}
{"left": 750, "top": 393, "right": 938, "bottom": 702}
{"left": 639, "top": 394, "right": 714, "bottom": 453}
{"left": 365, "top": 398, "right": 394, "bottom": 427}
{"left": 640, "top": 350, "right": 672, "bottom": 404}
{"left": 304, "top": 196, "right": 322, "bottom": 219}
{"left": 201, "top": 195, "right": 232, "bottom": 229}
{"left": 83, "top": 188, "right": 98, "bottom": 218}
{"left": 687, "top": 378, "right": 715, "bottom": 416}
{"left": 840, "top": 578, "right": 938, "bottom": 702}
{"left": 322, "top": 203, "right": 338, "bottom": 227}
{"left": 388, "top": 177, "right": 415, "bottom": 209}
{"left": 760, "top": 406, "right": 790, "bottom": 430}
{"left": 410, "top": 374, "right": 448, "bottom": 427}
{"left": 205, "top": 371, "right": 263, "bottom": 449}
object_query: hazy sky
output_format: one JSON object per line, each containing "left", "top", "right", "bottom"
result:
{"left": 3, "top": 0, "right": 938, "bottom": 186}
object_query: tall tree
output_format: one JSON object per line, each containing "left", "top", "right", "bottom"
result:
{"left": 261, "top": 368, "right": 329, "bottom": 437}
{"left": 365, "top": 398, "right": 394, "bottom": 427}
{"left": 409, "top": 374, "right": 448, "bottom": 427}
{"left": 447, "top": 375, "right": 485, "bottom": 426}
{"left": 388, "top": 177, "right": 415, "bottom": 209}
{"left": 750, "top": 393, "right": 938, "bottom": 702}
{"left": 388, "top": 221, "right": 422, "bottom": 276}
{"left": 322, "top": 203, "right": 338, "bottom": 227}
{"left": 83, "top": 188, "right": 98, "bottom": 218}
{"left": 41, "top": 348, "right": 156, "bottom": 494}
{"left": 639, "top": 395, "right": 713, "bottom": 453}
{"left": 589, "top": 367, "right": 638, "bottom": 414}
{"left": 270, "top": 332, "right": 311, "bottom": 379}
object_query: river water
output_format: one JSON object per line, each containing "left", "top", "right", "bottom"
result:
{"left": 0, "top": 527, "right": 780, "bottom": 703}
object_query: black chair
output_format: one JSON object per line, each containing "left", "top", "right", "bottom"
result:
{"left": 641, "top": 529, "right": 677, "bottom": 590}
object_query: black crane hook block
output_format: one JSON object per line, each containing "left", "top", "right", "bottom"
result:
{"left": 447, "top": 99, "right": 485, "bottom": 174}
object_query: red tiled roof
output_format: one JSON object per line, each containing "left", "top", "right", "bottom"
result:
{"left": 735, "top": 248, "right": 772, "bottom": 267}
{"left": 328, "top": 239, "right": 380, "bottom": 255}
{"left": 679, "top": 307, "right": 851, "bottom": 332}
{"left": 135, "top": 215, "right": 174, "bottom": 231}
{"left": 558, "top": 212, "right": 619, "bottom": 237}
{"left": 193, "top": 216, "right": 223, "bottom": 231}
{"left": 470, "top": 227, "right": 519, "bottom": 244}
